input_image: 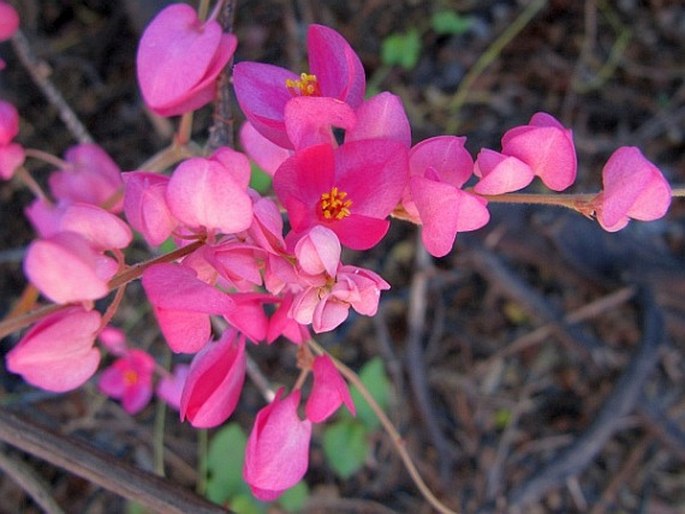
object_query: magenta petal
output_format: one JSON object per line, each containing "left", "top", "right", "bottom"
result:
{"left": 410, "top": 136, "right": 473, "bottom": 188}
{"left": 122, "top": 172, "right": 177, "bottom": 246}
{"left": 345, "top": 92, "right": 411, "bottom": 146}
{"left": 6, "top": 307, "right": 101, "bottom": 393}
{"left": 0, "top": 100, "right": 20, "bottom": 144}
{"left": 137, "top": 4, "right": 221, "bottom": 114}
{"left": 153, "top": 306, "right": 211, "bottom": 354}
{"left": 166, "top": 157, "right": 253, "bottom": 234}
{"left": 233, "top": 62, "right": 299, "bottom": 149}
{"left": 285, "top": 96, "right": 356, "bottom": 150}
{"left": 0, "top": 2, "right": 20, "bottom": 42}
{"left": 244, "top": 389, "right": 312, "bottom": 500}
{"left": 332, "top": 214, "right": 389, "bottom": 250}
{"left": 180, "top": 331, "right": 246, "bottom": 428}
{"left": 306, "top": 355, "right": 355, "bottom": 423}
{"left": 307, "top": 24, "right": 365, "bottom": 107}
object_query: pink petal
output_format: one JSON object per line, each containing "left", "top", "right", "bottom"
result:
{"left": 6, "top": 307, "right": 101, "bottom": 392}
{"left": 243, "top": 389, "right": 312, "bottom": 500}
{"left": 152, "top": 306, "right": 211, "bottom": 354}
{"left": 294, "top": 225, "right": 341, "bottom": 276}
{"left": 307, "top": 24, "right": 365, "bottom": 107}
{"left": 410, "top": 136, "right": 473, "bottom": 188}
{"left": 285, "top": 96, "right": 356, "bottom": 150}
{"left": 122, "top": 171, "right": 178, "bottom": 246}
{"left": 0, "top": 99, "right": 20, "bottom": 144}
{"left": 180, "top": 331, "right": 246, "bottom": 428}
{"left": 58, "top": 203, "right": 132, "bottom": 250}
{"left": 331, "top": 214, "right": 390, "bottom": 250}
{"left": 473, "top": 149, "right": 535, "bottom": 194}
{"left": 24, "top": 232, "right": 115, "bottom": 303}
{"left": 239, "top": 122, "right": 291, "bottom": 176}
{"left": 156, "top": 364, "right": 190, "bottom": 411}
{"left": 233, "top": 62, "right": 299, "bottom": 149}
{"left": 0, "top": 2, "right": 19, "bottom": 42}
{"left": 0, "top": 143, "right": 25, "bottom": 180}
{"left": 312, "top": 297, "right": 350, "bottom": 333}
{"left": 166, "top": 157, "right": 253, "bottom": 234}
{"left": 209, "top": 146, "right": 252, "bottom": 190}
{"left": 306, "top": 354, "right": 355, "bottom": 422}
{"left": 345, "top": 92, "right": 411, "bottom": 147}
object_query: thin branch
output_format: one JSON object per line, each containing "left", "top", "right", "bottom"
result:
{"left": 0, "top": 409, "right": 231, "bottom": 514}
{"left": 11, "top": 29, "right": 94, "bottom": 144}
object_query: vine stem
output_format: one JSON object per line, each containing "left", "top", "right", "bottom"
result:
{"left": 307, "top": 339, "right": 459, "bottom": 514}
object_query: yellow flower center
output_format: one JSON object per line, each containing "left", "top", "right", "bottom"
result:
{"left": 123, "top": 369, "right": 139, "bottom": 387}
{"left": 285, "top": 73, "right": 321, "bottom": 97}
{"left": 320, "top": 186, "right": 352, "bottom": 220}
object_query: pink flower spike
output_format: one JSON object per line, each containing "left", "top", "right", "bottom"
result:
{"left": 473, "top": 148, "right": 535, "bottom": 195}
{"left": 136, "top": 3, "right": 237, "bottom": 117}
{"left": 49, "top": 144, "right": 123, "bottom": 211}
{"left": 0, "top": 2, "right": 19, "bottom": 42}
{"left": 501, "top": 112, "right": 577, "bottom": 191}
{"left": 239, "top": 122, "right": 291, "bottom": 177}
{"left": 294, "top": 225, "right": 341, "bottom": 277}
{"left": 142, "top": 263, "right": 235, "bottom": 353}
{"left": 346, "top": 92, "right": 411, "bottom": 147}
{"left": 274, "top": 140, "right": 409, "bottom": 250}
{"left": 122, "top": 172, "right": 178, "bottom": 246}
{"left": 306, "top": 355, "right": 355, "bottom": 423}
{"left": 6, "top": 307, "right": 101, "bottom": 393}
{"left": 244, "top": 389, "right": 312, "bottom": 501}
{"left": 166, "top": 157, "right": 253, "bottom": 235}
{"left": 99, "top": 349, "right": 156, "bottom": 415}
{"left": 180, "top": 330, "right": 246, "bottom": 428}
{"left": 24, "top": 232, "right": 117, "bottom": 304}
{"left": 595, "top": 146, "right": 672, "bottom": 232}
{"left": 156, "top": 364, "right": 190, "bottom": 411}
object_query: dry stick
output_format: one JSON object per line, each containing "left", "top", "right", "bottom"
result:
{"left": 0, "top": 444, "right": 66, "bottom": 514}
{"left": 207, "top": 0, "right": 237, "bottom": 152}
{"left": 0, "top": 410, "right": 231, "bottom": 514}
{"left": 11, "top": 29, "right": 93, "bottom": 144}
{"left": 508, "top": 287, "right": 664, "bottom": 509}
{"left": 445, "top": 0, "right": 548, "bottom": 133}
{"left": 307, "top": 339, "right": 459, "bottom": 514}
{"left": 637, "top": 395, "right": 685, "bottom": 461}
{"left": 405, "top": 239, "right": 454, "bottom": 488}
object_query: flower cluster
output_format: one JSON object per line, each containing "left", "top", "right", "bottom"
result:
{"left": 0, "top": 2, "right": 675, "bottom": 503}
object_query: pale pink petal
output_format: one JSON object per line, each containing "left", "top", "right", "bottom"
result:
{"left": 473, "top": 149, "right": 534, "bottom": 194}
{"left": 0, "top": 143, "right": 25, "bottom": 180}
{"left": 122, "top": 171, "right": 177, "bottom": 246}
{"left": 6, "top": 307, "right": 101, "bottom": 393}
{"left": 284, "top": 96, "right": 356, "bottom": 150}
{"left": 312, "top": 297, "right": 350, "bottom": 333}
{"left": 166, "top": 157, "right": 253, "bottom": 234}
{"left": 209, "top": 147, "right": 252, "bottom": 190}
{"left": 58, "top": 203, "right": 132, "bottom": 250}
{"left": 98, "top": 326, "right": 128, "bottom": 355}
{"left": 410, "top": 136, "right": 473, "bottom": 187}
{"left": 156, "top": 364, "right": 190, "bottom": 410}
{"left": 345, "top": 92, "right": 411, "bottom": 147}
{"left": 294, "top": 225, "right": 341, "bottom": 277}
{"left": 239, "top": 122, "right": 291, "bottom": 176}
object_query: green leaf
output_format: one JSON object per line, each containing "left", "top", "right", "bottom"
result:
{"left": 431, "top": 10, "right": 473, "bottom": 35}
{"left": 322, "top": 419, "right": 370, "bottom": 479}
{"left": 278, "top": 481, "right": 309, "bottom": 512}
{"left": 381, "top": 29, "right": 421, "bottom": 70}
{"left": 345, "top": 356, "right": 391, "bottom": 430}
{"left": 205, "top": 423, "right": 249, "bottom": 505}
{"left": 230, "top": 494, "right": 267, "bottom": 514}
{"left": 250, "top": 162, "right": 272, "bottom": 193}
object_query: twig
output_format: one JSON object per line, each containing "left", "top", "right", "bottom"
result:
{"left": 0, "top": 409, "right": 232, "bottom": 514}
{"left": 0, "top": 444, "right": 66, "bottom": 514}
{"left": 405, "top": 238, "right": 454, "bottom": 488}
{"left": 307, "top": 339, "right": 459, "bottom": 514}
{"left": 207, "top": 0, "right": 237, "bottom": 152}
{"left": 11, "top": 29, "right": 94, "bottom": 144}
{"left": 508, "top": 287, "right": 664, "bottom": 509}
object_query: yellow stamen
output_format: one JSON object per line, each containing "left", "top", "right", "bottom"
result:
{"left": 320, "top": 186, "right": 352, "bottom": 220}
{"left": 123, "top": 369, "right": 139, "bottom": 386}
{"left": 285, "top": 73, "right": 321, "bottom": 97}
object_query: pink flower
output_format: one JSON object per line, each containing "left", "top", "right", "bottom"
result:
{"left": 501, "top": 112, "right": 577, "bottom": 191}
{"left": 273, "top": 140, "right": 409, "bottom": 250}
{"left": 48, "top": 144, "right": 123, "bottom": 211}
{"left": 594, "top": 146, "right": 672, "bottom": 232}
{"left": 243, "top": 388, "right": 312, "bottom": 501}
{"left": 156, "top": 364, "right": 190, "bottom": 411}
{"left": 234, "top": 24, "right": 365, "bottom": 149}
{"left": 0, "top": 100, "right": 25, "bottom": 180}
{"left": 266, "top": 293, "right": 310, "bottom": 345}
{"left": 0, "top": 2, "right": 19, "bottom": 42}
{"left": 180, "top": 330, "right": 246, "bottom": 428}
{"left": 294, "top": 225, "right": 341, "bottom": 277}
{"left": 404, "top": 136, "right": 490, "bottom": 257}
{"left": 473, "top": 148, "right": 535, "bottom": 195}
{"left": 136, "top": 3, "right": 237, "bottom": 117}
{"left": 99, "top": 349, "right": 156, "bottom": 415}
{"left": 165, "top": 154, "right": 253, "bottom": 236}
{"left": 305, "top": 355, "right": 355, "bottom": 423}
{"left": 6, "top": 307, "right": 101, "bottom": 392}
{"left": 122, "top": 172, "right": 178, "bottom": 246}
